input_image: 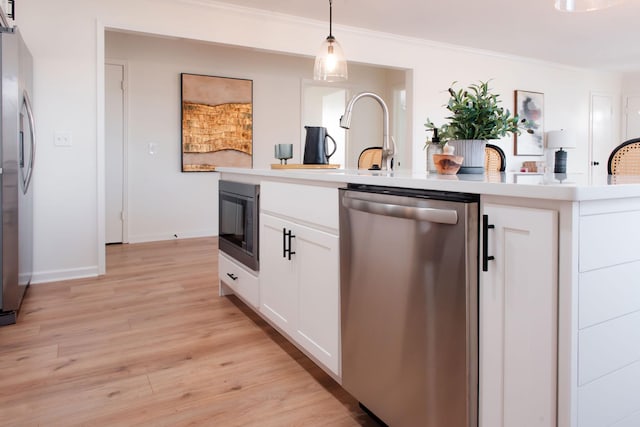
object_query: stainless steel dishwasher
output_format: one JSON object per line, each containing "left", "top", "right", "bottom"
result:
{"left": 339, "top": 184, "right": 479, "bottom": 427}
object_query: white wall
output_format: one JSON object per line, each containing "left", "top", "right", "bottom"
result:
{"left": 622, "top": 73, "right": 640, "bottom": 93}
{"left": 106, "top": 34, "right": 218, "bottom": 244}
{"left": 18, "top": 0, "right": 621, "bottom": 282}
{"left": 105, "top": 31, "right": 394, "bottom": 244}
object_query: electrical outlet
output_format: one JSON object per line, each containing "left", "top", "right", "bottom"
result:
{"left": 54, "top": 131, "right": 72, "bottom": 147}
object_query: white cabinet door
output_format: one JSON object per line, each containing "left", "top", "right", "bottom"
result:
{"left": 259, "top": 211, "right": 340, "bottom": 376}
{"left": 295, "top": 224, "right": 340, "bottom": 376}
{"left": 480, "top": 204, "right": 558, "bottom": 427}
{"left": 259, "top": 214, "right": 297, "bottom": 333}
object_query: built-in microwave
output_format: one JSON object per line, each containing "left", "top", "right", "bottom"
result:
{"left": 218, "top": 181, "right": 260, "bottom": 271}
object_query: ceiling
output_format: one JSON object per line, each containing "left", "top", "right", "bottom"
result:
{"left": 213, "top": 0, "right": 640, "bottom": 72}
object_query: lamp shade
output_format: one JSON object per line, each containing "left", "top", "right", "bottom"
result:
{"left": 547, "top": 129, "right": 577, "bottom": 149}
{"left": 554, "top": 0, "right": 623, "bottom": 12}
{"left": 313, "top": 36, "right": 348, "bottom": 82}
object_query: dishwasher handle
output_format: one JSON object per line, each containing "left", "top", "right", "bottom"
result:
{"left": 342, "top": 196, "right": 458, "bottom": 224}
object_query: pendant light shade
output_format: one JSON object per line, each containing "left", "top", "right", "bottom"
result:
{"left": 314, "top": 0, "right": 348, "bottom": 82}
{"left": 554, "top": 0, "right": 623, "bottom": 12}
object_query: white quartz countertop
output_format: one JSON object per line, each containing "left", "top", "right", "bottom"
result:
{"left": 216, "top": 167, "right": 640, "bottom": 201}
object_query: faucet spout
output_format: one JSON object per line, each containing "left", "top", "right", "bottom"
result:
{"left": 340, "top": 92, "right": 394, "bottom": 171}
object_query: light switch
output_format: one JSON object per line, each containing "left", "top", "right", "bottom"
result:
{"left": 54, "top": 131, "right": 72, "bottom": 147}
{"left": 148, "top": 142, "right": 157, "bottom": 155}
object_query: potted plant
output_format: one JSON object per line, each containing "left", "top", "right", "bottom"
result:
{"left": 426, "top": 80, "right": 527, "bottom": 174}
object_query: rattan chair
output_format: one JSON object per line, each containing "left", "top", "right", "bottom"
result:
{"left": 485, "top": 144, "right": 506, "bottom": 172}
{"left": 608, "top": 138, "right": 640, "bottom": 175}
{"left": 358, "top": 147, "right": 382, "bottom": 169}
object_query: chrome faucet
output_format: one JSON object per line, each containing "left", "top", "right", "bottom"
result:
{"left": 340, "top": 92, "right": 394, "bottom": 171}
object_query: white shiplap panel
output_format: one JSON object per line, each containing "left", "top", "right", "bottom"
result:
{"left": 611, "top": 409, "right": 640, "bottom": 427}
{"left": 579, "top": 212, "right": 640, "bottom": 272}
{"left": 578, "top": 360, "right": 640, "bottom": 427}
{"left": 579, "top": 260, "right": 640, "bottom": 328}
{"left": 578, "top": 311, "right": 640, "bottom": 385}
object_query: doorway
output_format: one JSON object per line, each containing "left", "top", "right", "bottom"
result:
{"left": 589, "top": 93, "right": 614, "bottom": 180}
{"left": 105, "top": 62, "right": 127, "bottom": 244}
{"left": 302, "top": 84, "right": 347, "bottom": 167}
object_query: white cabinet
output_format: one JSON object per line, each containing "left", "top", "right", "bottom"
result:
{"left": 480, "top": 203, "right": 558, "bottom": 427}
{"left": 218, "top": 252, "right": 260, "bottom": 309}
{"left": 259, "top": 181, "right": 340, "bottom": 377}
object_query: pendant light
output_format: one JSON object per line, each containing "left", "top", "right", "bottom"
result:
{"left": 314, "top": 0, "right": 348, "bottom": 82}
{"left": 554, "top": 0, "right": 623, "bottom": 12}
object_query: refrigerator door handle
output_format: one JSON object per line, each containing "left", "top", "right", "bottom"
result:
{"left": 22, "top": 90, "right": 35, "bottom": 194}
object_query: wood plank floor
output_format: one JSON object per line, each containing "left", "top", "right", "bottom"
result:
{"left": 0, "top": 237, "right": 380, "bottom": 426}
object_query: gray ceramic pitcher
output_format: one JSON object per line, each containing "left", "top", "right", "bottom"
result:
{"left": 303, "top": 126, "right": 337, "bottom": 164}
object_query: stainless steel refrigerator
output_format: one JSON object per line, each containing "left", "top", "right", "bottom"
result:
{"left": 0, "top": 23, "right": 35, "bottom": 326}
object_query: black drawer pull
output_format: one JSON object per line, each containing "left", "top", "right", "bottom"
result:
{"left": 226, "top": 273, "right": 238, "bottom": 281}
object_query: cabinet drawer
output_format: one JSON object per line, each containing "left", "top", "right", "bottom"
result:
{"left": 219, "top": 252, "right": 259, "bottom": 308}
{"left": 260, "top": 181, "right": 339, "bottom": 230}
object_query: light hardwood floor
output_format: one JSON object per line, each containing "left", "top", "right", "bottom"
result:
{"left": 0, "top": 237, "right": 379, "bottom": 426}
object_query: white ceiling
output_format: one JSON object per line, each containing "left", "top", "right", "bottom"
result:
{"left": 213, "top": 0, "right": 640, "bottom": 72}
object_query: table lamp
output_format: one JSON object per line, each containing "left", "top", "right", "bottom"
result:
{"left": 547, "top": 129, "right": 576, "bottom": 173}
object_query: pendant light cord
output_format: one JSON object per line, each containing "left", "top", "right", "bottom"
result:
{"left": 329, "top": 0, "right": 334, "bottom": 39}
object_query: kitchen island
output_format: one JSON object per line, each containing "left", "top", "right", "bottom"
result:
{"left": 217, "top": 167, "right": 640, "bottom": 427}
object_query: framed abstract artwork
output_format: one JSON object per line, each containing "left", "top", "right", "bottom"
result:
{"left": 514, "top": 90, "right": 544, "bottom": 156}
{"left": 181, "top": 73, "right": 253, "bottom": 171}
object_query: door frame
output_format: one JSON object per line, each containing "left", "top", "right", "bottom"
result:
{"left": 588, "top": 91, "right": 615, "bottom": 182}
{"left": 105, "top": 59, "right": 130, "bottom": 247}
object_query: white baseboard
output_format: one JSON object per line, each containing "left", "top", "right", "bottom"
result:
{"left": 127, "top": 229, "right": 216, "bottom": 244}
{"left": 30, "top": 233, "right": 217, "bottom": 284}
{"left": 30, "top": 266, "right": 99, "bottom": 284}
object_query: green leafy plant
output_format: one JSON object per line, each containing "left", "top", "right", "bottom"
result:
{"left": 426, "top": 80, "right": 529, "bottom": 142}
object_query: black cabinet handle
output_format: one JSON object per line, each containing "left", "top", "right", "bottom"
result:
{"left": 482, "top": 214, "right": 495, "bottom": 272}
{"left": 282, "top": 227, "right": 287, "bottom": 258}
{"left": 282, "top": 228, "right": 296, "bottom": 260}
{"left": 592, "top": 161, "right": 600, "bottom": 166}
{"left": 286, "top": 230, "right": 296, "bottom": 260}
{"left": 226, "top": 273, "right": 238, "bottom": 281}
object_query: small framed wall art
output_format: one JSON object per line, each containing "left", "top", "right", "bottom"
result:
{"left": 181, "top": 73, "right": 253, "bottom": 172}
{"left": 514, "top": 90, "right": 544, "bottom": 156}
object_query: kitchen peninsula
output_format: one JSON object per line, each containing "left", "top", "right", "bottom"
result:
{"left": 217, "top": 167, "right": 640, "bottom": 427}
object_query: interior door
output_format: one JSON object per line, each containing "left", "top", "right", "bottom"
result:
{"left": 625, "top": 96, "right": 640, "bottom": 140}
{"left": 105, "top": 63, "right": 125, "bottom": 244}
{"left": 589, "top": 93, "right": 614, "bottom": 180}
